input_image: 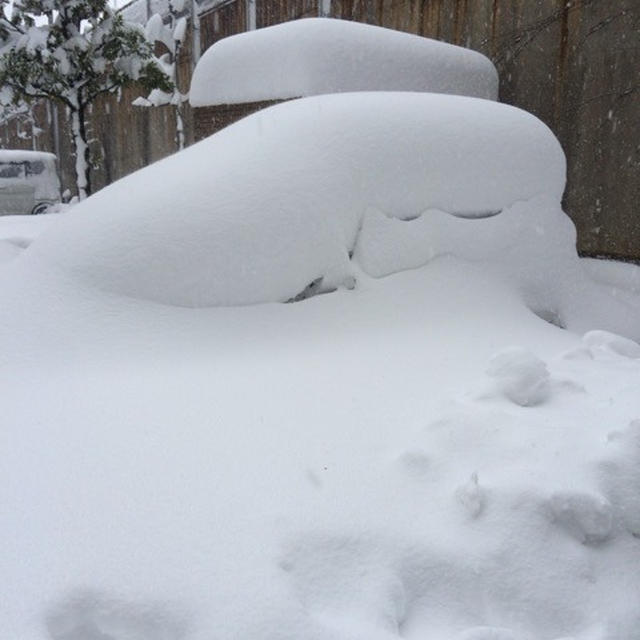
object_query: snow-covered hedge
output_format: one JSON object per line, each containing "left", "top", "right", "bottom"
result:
{"left": 189, "top": 18, "right": 498, "bottom": 106}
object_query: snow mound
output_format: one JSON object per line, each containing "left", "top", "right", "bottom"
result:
{"left": 189, "top": 18, "right": 498, "bottom": 106}
{"left": 27, "top": 92, "right": 564, "bottom": 308}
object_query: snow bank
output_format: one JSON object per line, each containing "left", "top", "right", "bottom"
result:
{"left": 27, "top": 92, "right": 564, "bottom": 307}
{"left": 189, "top": 18, "right": 498, "bottom": 106}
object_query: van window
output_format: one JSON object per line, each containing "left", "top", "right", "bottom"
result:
{"left": 25, "top": 160, "right": 45, "bottom": 176}
{"left": 0, "top": 163, "right": 24, "bottom": 179}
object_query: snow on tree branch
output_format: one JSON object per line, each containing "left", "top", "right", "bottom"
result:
{"left": 134, "top": 0, "right": 188, "bottom": 150}
{"left": 0, "top": 0, "right": 173, "bottom": 199}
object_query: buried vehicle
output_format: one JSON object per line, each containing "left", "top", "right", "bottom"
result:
{"left": 24, "top": 91, "right": 640, "bottom": 341}
{"left": 0, "top": 150, "right": 61, "bottom": 215}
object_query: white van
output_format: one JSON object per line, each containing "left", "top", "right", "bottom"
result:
{"left": 0, "top": 150, "right": 61, "bottom": 215}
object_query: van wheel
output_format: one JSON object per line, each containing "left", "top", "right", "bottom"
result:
{"left": 32, "top": 202, "right": 50, "bottom": 215}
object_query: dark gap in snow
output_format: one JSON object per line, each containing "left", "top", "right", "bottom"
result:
{"left": 580, "top": 251, "right": 640, "bottom": 266}
{"left": 448, "top": 209, "right": 503, "bottom": 219}
{"left": 530, "top": 307, "right": 566, "bottom": 329}
{"left": 286, "top": 277, "right": 328, "bottom": 303}
{"left": 395, "top": 209, "right": 503, "bottom": 222}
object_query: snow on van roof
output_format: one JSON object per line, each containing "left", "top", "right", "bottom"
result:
{"left": 0, "top": 149, "right": 57, "bottom": 163}
{"left": 189, "top": 18, "right": 499, "bottom": 107}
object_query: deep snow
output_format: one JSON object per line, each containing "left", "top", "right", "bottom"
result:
{"left": 189, "top": 18, "right": 498, "bottom": 106}
{"left": 24, "top": 93, "right": 640, "bottom": 343}
{"left": 2, "top": 91, "right": 640, "bottom": 640}
{"left": 2, "top": 250, "right": 640, "bottom": 640}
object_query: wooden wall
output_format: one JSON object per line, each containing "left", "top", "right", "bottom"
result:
{"left": 1, "top": 0, "right": 638, "bottom": 259}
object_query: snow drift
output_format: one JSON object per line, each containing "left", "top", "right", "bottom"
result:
{"left": 189, "top": 18, "right": 498, "bottom": 106}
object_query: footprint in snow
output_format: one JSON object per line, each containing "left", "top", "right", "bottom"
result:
{"left": 583, "top": 330, "right": 640, "bottom": 359}
{"left": 45, "top": 589, "right": 189, "bottom": 640}
{"left": 395, "top": 449, "right": 431, "bottom": 479}
{"left": 548, "top": 490, "right": 613, "bottom": 545}
{"left": 278, "top": 533, "right": 406, "bottom": 637}
{"left": 455, "top": 472, "right": 485, "bottom": 518}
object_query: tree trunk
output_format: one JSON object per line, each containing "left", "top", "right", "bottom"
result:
{"left": 70, "top": 106, "right": 91, "bottom": 200}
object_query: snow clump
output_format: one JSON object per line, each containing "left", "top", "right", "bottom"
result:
{"left": 486, "top": 347, "right": 551, "bottom": 407}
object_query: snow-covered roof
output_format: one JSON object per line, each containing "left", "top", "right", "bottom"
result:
{"left": 189, "top": 18, "right": 498, "bottom": 107}
{"left": 0, "top": 149, "right": 57, "bottom": 163}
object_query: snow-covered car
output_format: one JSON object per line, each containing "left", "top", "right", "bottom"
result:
{"left": 0, "top": 150, "right": 61, "bottom": 215}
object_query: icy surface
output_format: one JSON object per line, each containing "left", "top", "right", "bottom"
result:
{"left": 2, "top": 91, "right": 640, "bottom": 640}
{"left": 189, "top": 18, "right": 498, "bottom": 106}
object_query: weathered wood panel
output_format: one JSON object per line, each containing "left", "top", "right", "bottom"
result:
{"left": 193, "top": 99, "right": 286, "bottom": 140}
{"left": 256, "top": 0, "right": 318, "bottom": 27}
{"left": 201, "top": 0, "right": 247, "bottom": 44}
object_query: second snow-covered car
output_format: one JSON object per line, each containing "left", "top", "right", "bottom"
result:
{"left": 0, "top": 149, "right": 61, "bottom": 215}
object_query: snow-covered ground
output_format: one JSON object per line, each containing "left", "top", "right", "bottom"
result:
{"left": 2, "top": 93, "right": 640, "bottom": 640}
